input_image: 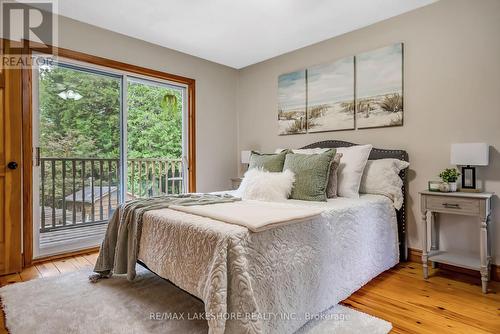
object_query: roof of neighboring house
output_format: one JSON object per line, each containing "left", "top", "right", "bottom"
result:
{"left": 65, "top": 186, "right": 117, "bottom": 203}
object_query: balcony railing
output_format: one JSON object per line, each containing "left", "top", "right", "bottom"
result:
{"left": 40, "top": 157, "right": 184, "bottom": 233}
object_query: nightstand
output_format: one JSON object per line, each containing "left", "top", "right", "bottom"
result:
{"left": 420, "top": 191, "right": 494, "bottom": 293}
{"left": 230, "top": 177, "right": 243, "bottom": 190}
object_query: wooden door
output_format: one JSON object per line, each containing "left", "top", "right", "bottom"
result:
{"left": 0, "top": 39, "right": 23, "bottom": 275}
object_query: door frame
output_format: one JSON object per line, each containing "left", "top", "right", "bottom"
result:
{"left": 22, "top": 44, "right": 196, "bottom": 266}
{"left": 0, "top": 39, "right": 23, "bottom": 274}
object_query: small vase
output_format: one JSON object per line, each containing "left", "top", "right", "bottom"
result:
{"left": 448, "top": 182, "right": 457, "bottom": 192}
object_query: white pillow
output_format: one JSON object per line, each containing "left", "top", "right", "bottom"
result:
{"left": 236, "top": 169, "right": 295, "bottom": 202}
{"left": 291, "top": 148, "right": 330, "bottom": 154}
{"left": 274, "top": 148, "right": 330, "bottom": 154}
{"left": 360, "top": 158, "right": 409, "bottom": 209}
{"left": 336, "top": 144, "right": 373, "bottom": 198}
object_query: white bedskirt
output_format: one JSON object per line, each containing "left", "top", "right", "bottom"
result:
{"left": 138, "top": 194, "right": 399, "bottom": 334}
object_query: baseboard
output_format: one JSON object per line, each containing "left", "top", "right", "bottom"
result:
{"left": 27, "top": 246, "right": 500, "bottom": 281}
{"left": 408, "top": 248, "right": 500, "bottom": 282}
{"left": 31, "top": 246, "right": 100, "bottom": 264}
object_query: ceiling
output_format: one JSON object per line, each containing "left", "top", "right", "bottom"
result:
{"left": 57, "top": 0, "right": 437, "bottom": 69}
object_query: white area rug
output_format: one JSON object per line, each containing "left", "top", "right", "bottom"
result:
{"left": 0, "top": 266, "right": 391, "bottom": 334}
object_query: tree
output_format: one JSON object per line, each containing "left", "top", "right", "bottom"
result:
{"left": 39, "top": 66, "right": 182, "bottom": 159}
{"left": 127, "top": 81, "right": 182, "bottom": 159}
{"left": 39, "top": 66, "right": 121, "bottom": 158}
{"left": 38, "top": 65, "right": 183, "bottom": 209}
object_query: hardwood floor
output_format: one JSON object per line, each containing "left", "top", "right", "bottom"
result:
{"left": 1, "top": 255, "right": 499, "bottom": 333}
{"left": 344, "top": 263, "right": 500, "bottom": 333}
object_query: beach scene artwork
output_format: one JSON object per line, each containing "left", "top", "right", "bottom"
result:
{"left": 356, "top": 43, "right": 403, "bottom": 129}
{"left": 278, "top": 70, "right": 307, "bottom": 135}
{"left": 277, "top": 43, "right": 404, "bottom": 134}
{"left": 307, "top": 56, "right": 355, "bottom": 132}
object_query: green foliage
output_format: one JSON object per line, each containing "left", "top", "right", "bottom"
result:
{"left": 39, "top": 66, "right": 183, "bottom": 160}
{"left": 439, "top": 168, "right": 460, "bottom": 182}
{"left": 127, "top": 82, "right": 182, "bottom": 159}
{"left": 39, "top": 66, "right": 121, "bottom": 158}
{"left": 38, "top": 65, "right": 183, "bottom": 209}
{"left": 160, "top": 93, "right": 177, "bottom": 111}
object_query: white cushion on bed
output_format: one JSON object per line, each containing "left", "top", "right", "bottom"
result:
{"left": 291, "top": 148, "right": 330, "bottom": 154}
{"left": 336, "top": 144, "right": 372, "bottom": 198}
{"left": 236, "top": 168, "right": 295, "bottom": 202}
{"left": 360, "top": 158, "right": 409, "bottom": 210}
{"left": 275, "top": 148, "right": 330, "bottom": 155}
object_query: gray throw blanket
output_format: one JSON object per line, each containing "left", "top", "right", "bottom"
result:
{"left": 91, "top": 193, "right": 240, "bottom": 281}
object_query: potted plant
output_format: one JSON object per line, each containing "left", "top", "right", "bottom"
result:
{"left": 439, "top": 168, "right": 460, "bottom": 192}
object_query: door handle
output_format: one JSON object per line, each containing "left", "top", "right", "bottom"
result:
{"left": 7, "top": 161, "right": 18, "bottom": 170}
{"left": 442, "top": 203, "right": 460, "bottom": 209}
{"left": 35, "top": 147, "right": 40, "bottom": 166}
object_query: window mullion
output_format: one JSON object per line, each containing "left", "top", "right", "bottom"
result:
{"left": 120, "top": 74, "right": 128, "bottom": 203}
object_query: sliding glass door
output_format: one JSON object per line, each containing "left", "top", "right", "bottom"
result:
{"left": 32, "top": 56, "right": 187, "bottom": 257}
{"left": 126, "top": 78, "right": 186, "bottom": 198}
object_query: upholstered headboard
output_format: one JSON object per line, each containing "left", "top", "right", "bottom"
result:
{"left": 301, "top": 140, "right": 409, "bottom": 261}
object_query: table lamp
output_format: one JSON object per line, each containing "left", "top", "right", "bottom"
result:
{"left": 450, "top": 143, "right": 489, "bottom": 191}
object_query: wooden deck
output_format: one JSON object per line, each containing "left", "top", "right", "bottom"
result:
{"left": 1, "top": 257, "right": 499, "bottom": 334}
{"left": 40, "top": 224, "right": 107, "bottom": 248}
{"left": 38, "top": 224, "right": 107, "bottom": 258}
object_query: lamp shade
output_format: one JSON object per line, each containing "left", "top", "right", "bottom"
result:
{"left": 450, "top": 143, "right": 489, "bottom": 166}
{"left": 241, "top": 150, "right": 251, "bottom": 164}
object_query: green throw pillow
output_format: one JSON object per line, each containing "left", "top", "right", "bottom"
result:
{"left": 283, "top": 149, "right": 336, "bottom": 201}
{"left": 248, "top": 150, "right": 287, "bottom": 172}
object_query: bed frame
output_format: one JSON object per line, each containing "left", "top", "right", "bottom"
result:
{"left": 301, "top": 140, "right": 409, "bottom": 261}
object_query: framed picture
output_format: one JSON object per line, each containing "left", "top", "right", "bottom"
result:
{"left": 278, "top": 70, "right": 307, "bottom": 135}
{"left": 428, "top": 181, "right": 442, "bottom": 192}
{"left": 307, "top": 56, "right": 355, "bottom": 132}
{"left": 356, "top": 43, "right": 404, "bottom": 129}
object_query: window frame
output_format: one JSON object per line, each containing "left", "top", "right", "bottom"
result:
{"left": 22, "top": 45, "right": 196, "bottom": 265}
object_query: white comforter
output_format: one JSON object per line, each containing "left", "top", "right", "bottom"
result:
{"left": 137, "top": 194, "right": 399, "bottom": 334}
{"left": 169, "top": 200, "right": 324, "bottom": 232}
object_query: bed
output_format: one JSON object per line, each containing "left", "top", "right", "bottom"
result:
{"left": 133, "top": 140, "right": 409, "bottom": 334}
{"left": 302, "top": 140, "right": 408, "bottom": 261}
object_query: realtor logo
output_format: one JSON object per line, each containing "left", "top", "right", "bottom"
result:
{"left": 1, "top": 0, "right": 57, "bottom": 67}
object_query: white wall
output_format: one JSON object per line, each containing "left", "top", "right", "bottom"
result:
{"left": 54, "top": 1, "right": 500, "bottom": 264}
{"left": 57, "top": 15, "right": 239, "bottom": 192}
{"left": 236, "top": 0, "right": 500, "bottom": 263}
